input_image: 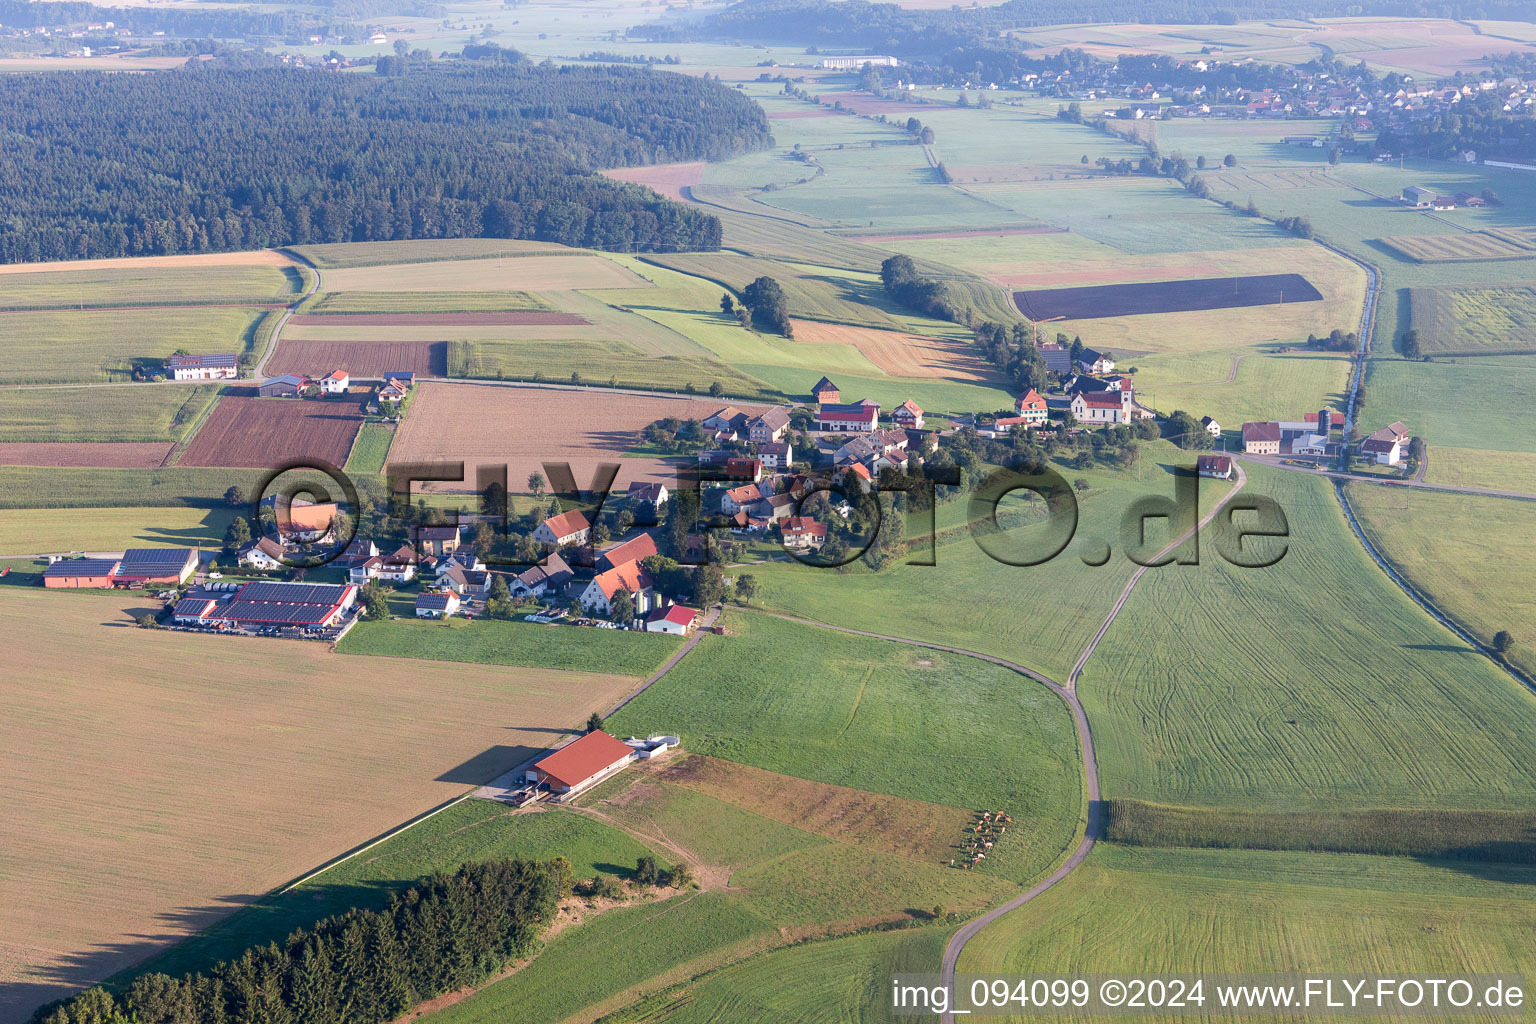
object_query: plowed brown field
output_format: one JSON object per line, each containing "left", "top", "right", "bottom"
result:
{"left": 388, "top": 382, "right": 767, "bottom": 490}
{"left": 267, "top": 340, "right": 446, "bottom": 378}
{"left": 601, "top": 162, "right": 707, "bottom": 202}
{"left": 287, "top": 312, "right": 587, "bottom": 327}
{"left": 789, "top": 319, "right": 999, "bottom": 382}
{"left": 179, "top": 396, "right": 363, "bottom": 469}
{"left": 0, "top": 442, "right": 174, "bottom": 468}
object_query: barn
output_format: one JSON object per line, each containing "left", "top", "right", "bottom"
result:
{"left": 43, "top": 548, "right": 198, "bottom": 589}
{"left": 524, "top": 730, "right": 637, "bottom": 799}
{"left": 178, "top": 580, "right": 359, "bottom": 630}
{"left": 42, "top": 558, "right": 121, "bottom": 589}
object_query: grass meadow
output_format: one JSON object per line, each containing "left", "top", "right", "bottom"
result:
{"left": 959, "top": 843, "right": 1536, "bottom": 1016}
{"left": 304, "top": 289, "right": 549, "bottom": 313}
{"left": 1348, "top": 482, "right": 1536, "bottom": 679}
{"left": 0, "top": 307, "right": 267, "bottom": 385}
{"left": 0, "top": 506, "right": 234, "bottom": 553}
{"left": 0, "top": 466, "right": 263, "bottom": 509}
{"left": 606, "top": 611, "right": 1084, "bottom": 885}
{"left": 1362, "top": 355, "right": 1536, "bottom": 454}
{"left": 0, "top": 264, "right": 299, "bottom": 310}
{"left": 338, "top": 616, "right": 682, "bottom": 678}
{"left": 1077, "top": 465, "right": 1536, "bottom": 813}
{"left": 0, "top": 385, "right": 221, "bottom": 442}
{"left": 1409, "top": 283, "right": 1536, "bottom": 355}
{"left": 343, "top": 421, "right": 396, "bottom": 477}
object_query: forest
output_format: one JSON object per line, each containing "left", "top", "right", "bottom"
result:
{"left": 0, "top": 61, "right": 773, "bottom": 263}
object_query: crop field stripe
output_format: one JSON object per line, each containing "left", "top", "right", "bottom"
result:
{"left": 1014, "top": 273, "right": 1323, "bottom": 320}
{"left": 178, "top": 395, "right": 364, "bottom": 469}
{"left": 287, "top": 312, "right": 589, "bottom": 327}
{"left": 267, "top": 339, "right": 447, "bottom": 378}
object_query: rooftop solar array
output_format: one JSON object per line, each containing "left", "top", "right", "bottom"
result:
{"left": 116, "top": 548, "right": 195, "bottom": 576}
{"left": 215, "top": 600, "right": 339, "bottom": 625}
{"left": 44, "top": 558, "right": 120, "bottom": 576}
{"left": 235, "top": 581, "right": 348, "bottom": 605}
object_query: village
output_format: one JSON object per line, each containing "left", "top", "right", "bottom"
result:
{"left": 37, "top": 337, "right": 1415, "bottom": 643}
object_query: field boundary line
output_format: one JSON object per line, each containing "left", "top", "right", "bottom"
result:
{"left": 1336, "top": 481, "right": 1536, "bottom": 694}
{"left": 258, "top": 248, "right": 323, "bottom": 379}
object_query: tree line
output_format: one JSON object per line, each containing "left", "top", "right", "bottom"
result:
{"left": 34, "top": 859, "right": 562, "bottom": 1024}
{"left": 0, "top": 60, "right": 773, "bottom": 264}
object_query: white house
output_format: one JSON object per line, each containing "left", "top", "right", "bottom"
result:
{"left": 533, "top": 510, "right": 591, "bottom": 548}
{"left": 1070, "top": 390, "right": 1132, "bottom": 424}
{"left": 645, "top": 604, "right": 700, "bottom": 635}
{"left": 1078, "top": 349, "right": 1115, "bottom": 374}
{"left": 377, "top": 545, "right": 418, "bottom": 582}
{"left": 167, "top": 354, "right": 239, "bottom": 380}
{"left": 817, "top": 402, "right": 879, "bottom": 433}
{"left": 579, "top": 561, "right": 654, "bottom": 617}
{"left": 237, "top": 537, "right": 285, "bottom": 570}
{"left": 415, "top": 591, "right": 460, "bottom": 618}
{"left": 319, "top": 370, "right": 350, "bottom": 394}
{"left": 1201, "top": 415, "right": 1222, "bottom": 437}
{"left": 757, "top": 440, "right": 793, "bottom": 469}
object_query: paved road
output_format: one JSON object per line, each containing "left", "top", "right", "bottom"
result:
{"left": 253, "top": 249, "right": 322, "bottom": 380}
{"left": 1236, "top": 453, "right": 1536, "bottom": 502}
{"left": 475, "top": 605, "right": 721, "bottom": 801}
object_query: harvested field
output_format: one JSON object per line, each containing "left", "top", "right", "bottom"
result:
{"left": 0, "top": 587, "right": 636, "bottom": 1024}
{"left": 989, "top": 260, "right": 1230, "bottom": 289}
{"left": 660, "top": 755, "right": 973, "bottom": 864}
{"left": 266, "top": 339, "right": 446, "bottom": 378}
{"left": 1204, "top": 169, "right": 1346, "bottom": 192}
{"left": 0, "top": 442, "right": 173, "bottom": 468}
{"left": 835, "top": 225, "right": 1067, "bottom": 244}
{"left": 601, "top": 161, "right": 706, "bottom": 202}
{"left": 0, "top": 385, "right": 221, "bottom": 443}
{"left": 1377, "top": 229, "right": 1536, "bottom": 263}
{"left": 178, "top": 396, "right": 363, "bottom": 469}
{"left": 388, "top": 381, "right": 768, "bottom": 489}
{"left": 789, "top": 318, "right": 998, "bottom": 381}
{"left": 826, "top": 92, "right": 945, "bottom": 116}
{"left": 304, "top": 291, "right": 548, "bottom": 314}
{"left": 0, "top": 250, "right": 294, "bottom": 276}
{"left": 287, "top": 311, "right": 588, "bottom": 327}
{"left": 1409, "top": 283, "right": 1536, "bottom": 355}
{"left": 293, "top": 239, "right": 571, "bottom": 269}
{"left": 1015, "top": 272, "right": 1322, "bottom": 321}
{"left": 321, "top": 255, "right": 651, "bottom": 293}
{"left": 766, "top": 109, "right": 838, "bottom": 119}
{"left": 0, "top": 266, "right": 299, "bottom": 311}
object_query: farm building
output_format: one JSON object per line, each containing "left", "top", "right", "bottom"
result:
{"left": 1015, "top": 389, "right": 1048, "bottom": 423}
{"left": 818, "top": 402, "right": 879, "bottom": 433}
{"left": 382, "top": 371, "right": 416, "bottom": 387}
{"left": 524, "top": 730, "right": 637, "bottom": 799}
{"left": 1282, "top": 135, "right": 1324, "bottom": 147}
{"left": 269, "top": 498, "right": 338, "bottom": 543}
{"left": 748, "top": 408, "right": 791, "bottom": 443}
{"left": 1402, "top": 185, "right": 1435, "bottom": 207}
{"left": 1361, "top": 424, "right": 1407, "bottom": 464}
{"left": 892, "top": 399, "right": 924, "bottom": 429}
{"left": 534, "top": 510, "right": 591, "bottom": 548}
{"left": 117, "top": 548, "right": 198, "bottom": 586}
{"left": 1038, "top": 343, "right": 1072, "bottom": 375}
{"left": 1293, "top": 433, "right": 1329, "bottom": 456}
{"left": 579, "top": 561, "right": 655, "bottom": 617}
{"left": 175, "top": 580, "right": 358, "bottom": 630}
{"left": 597, "top": 532, "right": 659, "bottom": 573}
{"left": 416, "top": 591, "right": 460, "bottom": 618}
{"left": 415, "top": 524, "right": 461, "bottom": 558}
{"left": 703, "top": 406, "right": 747, "bottom": 432}
{"left": 757, "top": 440, "right": 793, "bottom": 469}
{"left": 167, "top": 353, "right": 238, "bottom": 381}
{"left": 627, "top": 481, "right": 669, "bottom": 517}
{"left": 1242, "top": 421, "right": 1282, "bottom": 454}
{"left": 258, "top": 374, "right": 307, "bottom": 398}
{"left": 319, "top": 370, "right": 350, "bottom": 394}
{"left": 821, "top": 55, "right": 899, "bottom": 69}
{"left": 377, "top": 378, "right": 410, "bottom": 405}
{"left": 1197, "top": 454, "right": 1233, "bottom": 479}
{"left": 811, "top": 376, "right": 840, "bottom": 403}
{"left": 645, "top": 604, "right": 700, "bottom": 636}
{"left": 42, "top": 557, "right": 122, "bottom": 589}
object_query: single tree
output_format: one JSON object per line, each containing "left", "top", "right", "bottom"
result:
{"left": 719, "top": 292, "right": 734, "bottom": 314}
{"left": 224, "top": 516, "right": 252, "bottom": 551}
{"left": 635, "top": 855, "right": 660, "bottom": 886}
{"left": 1074, "top": 478, "right": 1090, "bottom": 494}
{"left": 586, "top": 711, "right": 605, "bottom": 733}
{"left": 609, "top": 590, "right": 635, "bottom": 624}
{"left": 528, "top": 471, "right": 545, "bottom": 498}
{"left": 1493, "top": 630, "right": 1515, "bottom": 655}
{"left": 664, "top": 862, "right": 695, "bottom": 888}
{"left": 735, "top": 573, "right": 758, "bottom": 605}
{"left": 1223, "top": 153, "right": 1237, "bottom": 167}
{"left": 224, "top": 485, "right": 245, "bottom": 508}
{"left": 709, "top": 380, "right": 725, "bottom": 398}
{"left": 1400, "top": 329, "right": 1421, "bottom": 360}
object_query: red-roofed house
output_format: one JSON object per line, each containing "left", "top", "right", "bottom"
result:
{"left": 721, "top": 483, "right": 763, "bottom": 514}
{"left": 524, "top": 731, "right": 636, "bottom": 798}
{"left": 811, "top": 376, "right": 840, "bottom": 403}
{"left": 892, "top": 399, "right": 924, "bottom": 429}
{"left": 534, "top": 510, "right": 591, "bottom": 548}
{"left": 1197, "top": 454, "right": 1233, "bottom": 479}
{"left": 1069, "top": 390, "right": 1132, "bottom": 424}
{"left": 1242, "top": 421, "right": 1281, "bottom": 455}
{"left": 319, "top": 370, "right": 350, "bottom": 394}
{"left": 597, "top": 532, "right": 659, "bottom": 572}
{"left": 817, "top": 402, "right": 879, "bottom": 433}
{"left": 645, "top": 604, "right": 700, "bottom": 636}
{"left": 579, "top": 561, "right": 654, "bottom": 616}
{"left": 781, "top": 516, "right": 828, "bottom": 550}
{"left": 1014, "top": 388, "right": 1048, "bottom": 423}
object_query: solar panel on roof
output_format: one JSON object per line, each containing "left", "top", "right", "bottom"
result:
{"left": 44, "top": 558, "right": 119, "bottom": 576}
{"left": 116, "top": 549, "right": 194, "bottom": 576}
{"left": 236, "top": 581, "right": 347, "bottom": 605}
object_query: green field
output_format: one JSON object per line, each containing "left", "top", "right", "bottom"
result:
{"left": 1077, "top": 466, "right": 1536, "bottom": 812}
{"left": 0, "top": 506, "right": 234, "bottom": 554}
{"left": 0, "top": 466, "right": 264, "bottom": 509}
{"left": 118, "top": 800, "right": 665, "bottom": 985}
{"left": 1349, "top": 482, "right": 1536, "bottom": 679}
{"left": 337, "top": 617, "right": 682, "bottom": 678}
{"left": 1362, "top": 355, "right": 1536, "bottom": 454}
{"left": 607, "top": 611, "right": 1083, "bottom": 885}
{"left": 0, "top": 306, "right": 267, "bottom": 385}
{"left": 1409, "top": 283, "right": 1536, "bottom": 355}
{"left": 961, "top": 843, "right": 1536, "bottom": 1017}
{"left": 446, "top": 337, "right": 776, "bottom": 400}
{"left": 305, "top": 290, "right": 549, "bottom": 313}
{"left": 0, "top": 384, "right": 220, "bottom": 442}
{"left": 343, "top": 421, "right": 396, "bottom": 477}
{"left": 292, "top": 239, "right": 572, "bottom": 269}
{"left": 1424, "top": 445, "right": 1536, "bottom": 493}
{"left": 0, "top": 264, "right": 300, "bottom": 310}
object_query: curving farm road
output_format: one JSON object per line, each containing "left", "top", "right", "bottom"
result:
{"left": 765, "top": 464, "right": 1249, "bottom": 1022}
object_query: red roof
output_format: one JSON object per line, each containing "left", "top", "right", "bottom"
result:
{"left": 1015, "top": 388, "right": 1046, "bottom": 411}
{"left": 649, "top": 604, "right": 699, "bottom": 627}
{"left": 895, "top": 399, "right": 923, "bottom": 417}
{"left": 533, "top": 731, "right": 634, "bottom": 790}
{"left": 782, "top": 516, "right": 827, "bottom": 538}
{"left": 542, "top": 510, "right": 590, "bottom": 539}
{"left": 1078, "top": 392, "right": 1126, "bottom": 409}
{"left": 592, "top": 560, "right": 651, "bottom": 600}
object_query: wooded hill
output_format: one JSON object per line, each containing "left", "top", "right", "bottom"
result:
{"left": 0, "top": 61, "right": 773, "bottom": 263}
